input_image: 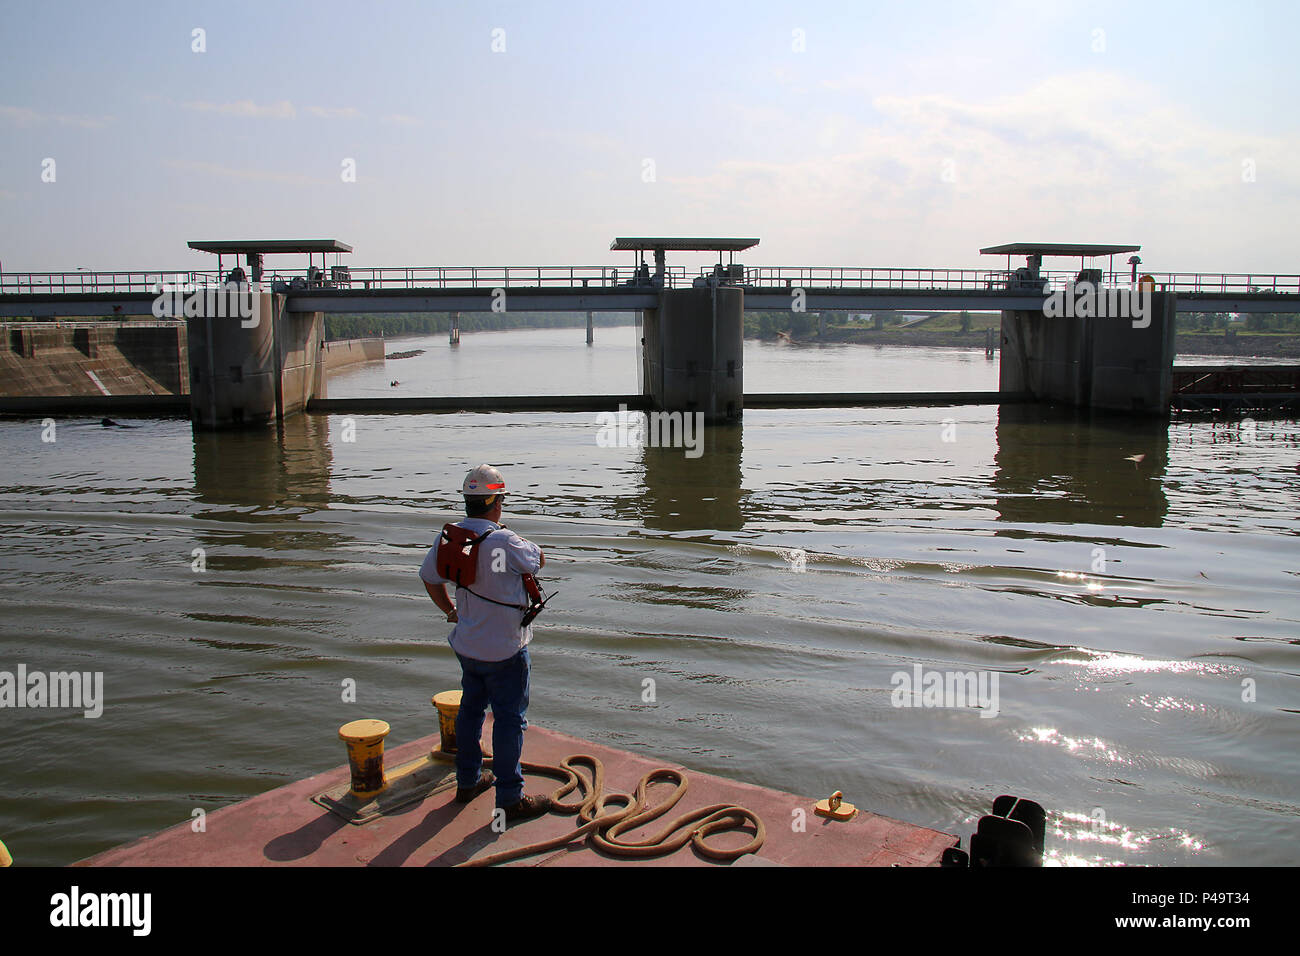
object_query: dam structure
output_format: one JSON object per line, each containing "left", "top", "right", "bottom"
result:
{"left": 1, "top": 236, "right": 1297, "bottom": 429}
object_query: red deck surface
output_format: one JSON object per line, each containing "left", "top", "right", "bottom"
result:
{"left": 79, "top": 723, "right": 958, "bottom": 867}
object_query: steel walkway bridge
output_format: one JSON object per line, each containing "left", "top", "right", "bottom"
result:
{"left": 2, "top": 253, "right": 1298, "bottom": 318}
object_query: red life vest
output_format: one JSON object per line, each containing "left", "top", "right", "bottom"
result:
{"left": 435, "top": 523, "right": 557, "bottom": 624}
{"left": 435, "top": 524, "right": 494, "bottom": 587}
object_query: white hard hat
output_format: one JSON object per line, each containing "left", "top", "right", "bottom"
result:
{"left": 461, "top": 464, "right": 507, "bottom": 499}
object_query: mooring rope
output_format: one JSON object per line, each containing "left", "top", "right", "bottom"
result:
{"left": 456, "top": 754, "right": 766, "bottom": 867}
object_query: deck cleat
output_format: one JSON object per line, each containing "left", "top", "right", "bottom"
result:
{"left": 431, "top": 690, "right": 462, "bottom": 757}
{"left": 814, "top": 790, "right": 859, "bottom": 821}
{"left": 315, "top": 717, "right": 458, "bottom": 825}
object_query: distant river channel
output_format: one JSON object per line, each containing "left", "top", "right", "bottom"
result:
{"left": 0, "top": 324, "right": 1296, "bottom": 866}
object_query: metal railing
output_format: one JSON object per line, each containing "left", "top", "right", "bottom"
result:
{"left": 0, "top": 319, "right": 184, "bottom": 329}
{"left": 1140, "top": 273, "right": 1300, "bottom": 295}
{"left": 708, "top": 266, "right": 1016, "bottom": 291}
{"left": 2, "top": 266, "right": 1297, "bottom": 296}
{"left": 708, "top": 267, "right": 1300, "bottom": 295}
{"left": 0, "top": 271, "right": 225, "bottom": 294}
{"left": 0, "top": 266, "right": 691, "bottom": 293}
{"left": 333, "top": 265, "right": 694, "bottom": 291}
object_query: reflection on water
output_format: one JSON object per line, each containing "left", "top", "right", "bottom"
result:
{"left": 328, "top": 326, "right": 1005, "bottom": 397}
{"left": 193, "top": 414, "right": 334, "bottom": 511}
{"left": 0, "top": 336, "right": 1297, "bottom": 869}
{"left": 993, "top": 405, "right": 1170, "bottom": 527}
{"left": 634, "top": 425, "right": 746, "bottom": 533}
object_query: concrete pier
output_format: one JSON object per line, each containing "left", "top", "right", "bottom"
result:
{"left": 641, "top": 287, "right": 743, "bottom": 423}
{"left": 279, "top": 299, "right": 327, "bottom": 420}
{"left": 186, "top": 289, "right": 326, "bottom": 429}
{"left": 185, "top": 289, "right": 275, "bottom": 428}
{"left": 999, "top": 291, "right": 1177, "bottom": 416}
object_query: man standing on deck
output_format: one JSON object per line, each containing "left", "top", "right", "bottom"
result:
{"left": 419, "top": 464, "right": 553, "bottom": 824}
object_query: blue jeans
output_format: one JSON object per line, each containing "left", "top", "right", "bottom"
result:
{"left": 455, "top": 647, "right": 530, "bottom": 807}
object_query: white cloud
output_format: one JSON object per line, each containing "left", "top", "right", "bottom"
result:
{"left": 0, "top": 104, "right": 113, "bottom": 129}
{"left": 656, "top": 70, "right": 1300, "bottom": 267}
{"left": 308, "top": 106, "right": 362, "bottom": 120}
{"left": 182, "top": 99, "right": 296, "bottom": 119}
{"left": 163, "top": 159, "right": 325, "bottom": 187}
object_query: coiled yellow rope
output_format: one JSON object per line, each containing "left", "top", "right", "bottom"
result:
{"left": 458, "top": 754, "right": 766, "bottom": 867}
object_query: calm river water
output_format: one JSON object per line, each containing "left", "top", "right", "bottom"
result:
{"left": 1, "top": 325, "right": 1296, "bottom": 866}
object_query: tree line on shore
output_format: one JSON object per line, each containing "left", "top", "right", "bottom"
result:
{"left": 33, "top": 307, "right": 1295, "bottom": 341}
{"left": 743, "top": 310, "right": 1300, "bottom": 339}
{"left": 323, "top": 311, "right": 634, "bottom": 340}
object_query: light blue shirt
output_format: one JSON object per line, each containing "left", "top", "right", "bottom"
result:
{"left": 419, "top": 518, "right": 543, "bottom": 662}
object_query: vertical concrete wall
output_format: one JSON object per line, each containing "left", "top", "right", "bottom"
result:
{"left": 187, "top": 291, "right": 326, "bottom": 428}
{"left": 11, "top": 328, "right": 35, "bottom": 359}
{"left": 312, "top": 338, "right": 329, "bottom": 402}
{"left": 1090, "top": 293, "right": 1176, "bottom": 414}
{"left": 321, "top": 337, "right": 385, "bottom": 370}
{"left": 186, "top": 290, "right": 278, "bottom": 428}
{"left": 115, "top": 325, "right": 188, "bottom": 394}
{"left": 0, "top": 323, "right": 186, "bottom": 397}
{"left": 999, "top": 307, "right": 1091, "bottom": 407}
{"left": 72, "top": 327, "right": 99, "bottom": 358}
{"left": 640, "top": 287, "right": 743, "bottom": 423}
{"left": 276, "top": 299, "right": 325, "bottom": 419}
{"left": 1000, "top": 291, "right": 1176, "bottom": 416}
{"left": 641, "top": 305, "right": 660, "bottom": 406}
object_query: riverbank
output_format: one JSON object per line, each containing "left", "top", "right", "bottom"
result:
{"left": 767, "top": 326, "right": 1300, "bottom": 359}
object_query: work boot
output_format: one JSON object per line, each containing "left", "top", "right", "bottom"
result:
{"left": 456, "top": 771, "right": 495, "bottom": 804}
{"left": 500, "top": 794, "right": 552, "bottom": 823}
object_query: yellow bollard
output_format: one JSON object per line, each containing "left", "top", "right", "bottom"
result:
{"left": 431, "top": 690, "right": 462, "bottom": 755}
{"left": 0, "top": 838, "right": 11, "bottom": 867}
{"left": 338, "top": 719, "right": 391, "bottom": 797}
{"left": 814, "top": 790, "right": 859, "bottom": 821}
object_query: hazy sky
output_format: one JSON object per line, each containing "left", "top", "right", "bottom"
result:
{"left": 2, "top": 0, "right": 1297, "bottom": 275}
